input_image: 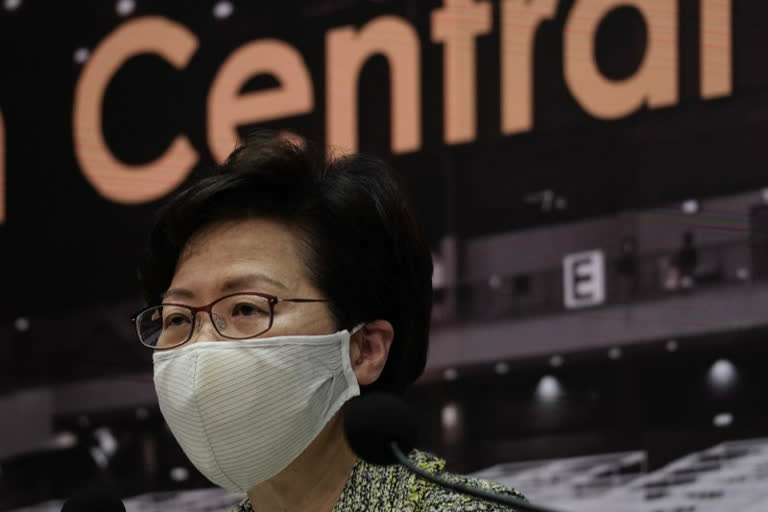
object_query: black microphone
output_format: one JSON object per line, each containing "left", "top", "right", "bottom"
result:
{"left": 60, "top": 490, "right": 126, "bottom": 512}
{"left": 344, "top": 393, "right": 569, "bottom": 512}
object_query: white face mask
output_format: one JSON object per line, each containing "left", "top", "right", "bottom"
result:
{"left": 153, "top": 326, "right": 362, "bottom": 492}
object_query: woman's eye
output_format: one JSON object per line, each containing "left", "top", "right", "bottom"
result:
{"left": 232, "top": 302, "right": 266, "bottom": 316}
{"left": 164, "top": 314, "right": 191, "bottom": 328}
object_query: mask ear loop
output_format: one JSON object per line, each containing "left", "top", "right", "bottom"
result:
{"left": 349, "top": 323, "right": 366, "bottom": 366}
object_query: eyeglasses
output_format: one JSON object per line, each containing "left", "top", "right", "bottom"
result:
{"left": 131, "top": 292, "right": 329, "bottom": 350}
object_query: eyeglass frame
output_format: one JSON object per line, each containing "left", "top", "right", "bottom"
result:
{"left": 130, "top": 291, "right": 330, "bottom": 350}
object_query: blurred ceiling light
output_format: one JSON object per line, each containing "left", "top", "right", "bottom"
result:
{"left": 443, "top": 368, "right": 458, "bottom": 381}
{"left": 608, "top": 347, "right": 622, "bottom": 360}
{"left": 549, "top": 355, "right": 564, "bottom": 368}
{"left": 441, "top": 402, "right": 462, "bottom": 430}
{"left": 50, "top": 431, "right": 78, "bottom": 450}
{"left": 3, "top": 0, "right": 21, "bottom": 11}
{"left": 736, "top": 267, "right": 750, "bottom": 280}
{"left": 90, "top": 447, "right": 109, "bottom": 469}
{"left": 213, "top": 1, "right": 234, "bottom": 19}
{"left": 115, "top": 0, "right": 135, "bottom": 16}
{"left": 536, "top": 375, "right": 563, "bottom": 402}
{"left": 713, "top": 412, "right": 734, "bottom": 428}
{"left": 488, "top": 274, "right": 503, "bottom": 289}
{"left": 13, "top": 317, "right": 30, "bottom": 332}
{"left": 73, "top": 48, "right": 90, "bottom": 64}
{"left": 681, "top": 199, "right": 699, "bottom": 214}
{"left": 494, "top": 361, "right": 509, "bottom": 375}
{"left": 94, "top": 428, "right": 118, "bottom": 457}
{"left": 708, "top": 359, "right": 737, "bottom": 389}
{"left": 666, "top": 340, "right": 678, "bottom": 352}
{"left": 170, "top": 466, "right": 190, "bottom": 482}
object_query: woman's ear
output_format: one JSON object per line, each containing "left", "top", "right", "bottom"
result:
{"left": 349, "top": 320, "right": 394, "bottom": 386}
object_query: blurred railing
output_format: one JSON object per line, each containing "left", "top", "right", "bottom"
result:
{"left": 432, "top": 240, "right": 753, "bottom": 325}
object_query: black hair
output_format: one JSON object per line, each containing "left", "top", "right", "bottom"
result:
{"left": 139, "top": 132, "right": 433, "bottom": 394}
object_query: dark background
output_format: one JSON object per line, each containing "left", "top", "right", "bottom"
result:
{"left": 1, "top": 2, "right": 768, "bottom": 508}
{"left": 2, "top": 1, "right": 768, "bottom": 322}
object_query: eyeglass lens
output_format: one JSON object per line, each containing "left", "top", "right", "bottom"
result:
{"left": 136, "top": 294, "right": 273, "bottom": 348}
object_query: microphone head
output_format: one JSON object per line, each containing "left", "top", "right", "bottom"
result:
{"left": 60, "top": 491, "right": 125, "bottom": 512}
{"left": 344, "top": 392, "right": 419, "bottom": 466}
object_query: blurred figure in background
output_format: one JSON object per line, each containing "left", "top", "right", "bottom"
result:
{"left": 676, "top": 230, "right": 699, "bottom": 289}
{"left": 615, "top": 236, "right": 638, "bottom": 302}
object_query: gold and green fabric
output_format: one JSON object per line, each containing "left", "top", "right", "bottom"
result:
{"left": 231, "top": 450, "right": 524, "bottom": 511}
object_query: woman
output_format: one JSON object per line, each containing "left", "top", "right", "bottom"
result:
{"left": 134, "top": 133, "right": 523, "bottom": 511}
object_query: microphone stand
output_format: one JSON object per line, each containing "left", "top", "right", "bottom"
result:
{"left": 389, "top": 442, "right": 568, "bottom": 512}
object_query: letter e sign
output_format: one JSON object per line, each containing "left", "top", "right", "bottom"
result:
{"left": 563, "top": 250, "right": 605, "bottom": 309}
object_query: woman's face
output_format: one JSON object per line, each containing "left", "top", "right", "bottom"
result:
{"left": 165, "top": 218, "right": 336, "bottom": 342}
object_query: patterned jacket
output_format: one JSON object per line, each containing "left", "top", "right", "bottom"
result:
{"left": 230, "top": 450, "right": 525, "bottom": 511}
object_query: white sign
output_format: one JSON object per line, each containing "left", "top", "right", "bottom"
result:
{"left": 563, "top": 250, "right": 605, "bottom": 309}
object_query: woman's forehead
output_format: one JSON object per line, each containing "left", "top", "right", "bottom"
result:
{"left": 172, "top": 219, "right": 307, "bottom": 293}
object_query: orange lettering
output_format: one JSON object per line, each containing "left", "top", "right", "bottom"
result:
{"left": 700, "top": 0, "right": 732, "bottom": 99}
{"left": 73, "top": 17, "right": 199, "bottom": 204}
{"left": 500, "top": 0, "right": 557, "bottom": 134}
{"left": 326, "top": 16, "right": 422, "bottom": 154}
{"left": 208, "top": 40, "right": 314, "bottom": 163}
{"left": 432, "top": 0, "right": 492, "bottom": 144}
{"left": 564, "top": 0, "right": 678, "bottom": 119}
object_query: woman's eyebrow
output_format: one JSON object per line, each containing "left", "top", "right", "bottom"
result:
{"left": 220, "top": 273, "right": 289, "bottom": 292}
{"left": 162, "top": 273, "right": 289, "bottom": 301}
{"left": 163, "top": 287, "right": 195, "bottom": 300}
